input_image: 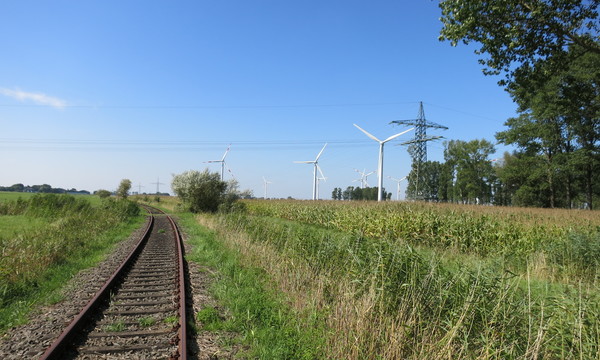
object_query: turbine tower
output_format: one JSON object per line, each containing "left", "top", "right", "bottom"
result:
{"left": 354, "top": 124, "right": 413, "bottom": 201}
{"left": 315, "top": 165, "right": 327, "bottom": 200}
{"left": 206, "top": 145, "right": 231, "bottom": 181}
{"left": 294, "top": 143, "right": 327, "bottom": 200}
{"left": 387, "top": 176, "right": 407, "bottom": 201}
{"left": 262, "top": 177, "right": 272, "bottom": 199}
{"left": 390, "top": 102, "right": 447, "bottom": 199}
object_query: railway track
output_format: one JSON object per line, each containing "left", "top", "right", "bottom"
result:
{"left": 40, "top": 205, "right": 188, "bottom": 359}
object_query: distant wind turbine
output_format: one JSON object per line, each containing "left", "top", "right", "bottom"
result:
{"left": 263, "top": 177, "right": 273, "bottom": 199}
{"left": 353, "top": 168, "right": 375, "bottom": 188}
{"left": 294, "top": 143, "right": 327, "bottom": 200}
{"left": 206, "top": 145, "right": 231, "bottom": 181}
{"left": 315, "top": 165, "right": 327, "bottom": 200}
{"left": 354, "top": 124, "right": 414, "bottom": 201}
{"left": 387, "top": 176, "right": 407, "bottom": 201}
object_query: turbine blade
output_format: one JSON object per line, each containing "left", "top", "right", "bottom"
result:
{"left": 221, "top": 145, "right": 231, "bottom": 161}
{"left": 315, "top": 143, "right": 327, "bottom": 161}
{"left": 354, "top": 124, "right": 380, "bottom": 142}
{"left": 382, "top": 127, "right": 415, "bottom": 143}
{"left": 317, "top": 164, "right": 326, "bottom": 180}
{"left": 294, "top": 160, "right": 314, "bottom": 164}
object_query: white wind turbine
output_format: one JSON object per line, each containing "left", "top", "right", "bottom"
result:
{"left": 388, "top": 175, "right": 407, "bottom": 201}
{"left": 354, "top": 124, "right": 414, "bottom": 201}
{"left": 315, "top": 165, "right": 327, "bottom": 200}
{"left": 262, "top": 177, "right": 273, "bottom": 199}
{"left": 294, "top": 143, "right": 327, "bottom": 200}
{"left": 206, "top": 145, "right": 231, "bottom": 181}
{"left": 353, "top": 168, "right": 375, "bottom": 188}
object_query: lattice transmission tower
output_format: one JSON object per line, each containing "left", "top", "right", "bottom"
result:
{"left": 390, "top": 101, "right": 448, "bottom": 199}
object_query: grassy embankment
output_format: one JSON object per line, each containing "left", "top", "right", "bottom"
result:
{"left": 0, "top": 192, "right": 143, "bottom": 333}
{"left": 199, "top": 200, "right": 600, "bottom": 359}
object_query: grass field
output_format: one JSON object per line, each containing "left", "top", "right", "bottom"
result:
{"left": 0, "top": 193, "right": 143, "bottom": 333}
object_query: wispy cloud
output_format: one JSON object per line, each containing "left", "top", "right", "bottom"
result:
{"left": 0, "top": 87, "right": 68, "bottom": 109}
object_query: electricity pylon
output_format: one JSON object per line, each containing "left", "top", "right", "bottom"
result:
{"left": 391, "top": 102, "right": 447, "bottom": 200}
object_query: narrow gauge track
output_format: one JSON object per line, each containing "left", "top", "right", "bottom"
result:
{"left": 40, "top": 205, "right": 188, "bottom": 360}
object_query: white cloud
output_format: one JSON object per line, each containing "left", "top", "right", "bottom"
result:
{"left": 0, "top": 87, "right": 67, "bottom": 109}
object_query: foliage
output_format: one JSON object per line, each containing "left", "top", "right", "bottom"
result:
{"left": 211, "top": 201, "right": 600, "bottom": 358}
{"left": 340, "top": 186, "right": 391, "bottom": 201}
{"left": 181, "top": 213, "right": 326, "bottom": 358}
{"left": 243, "top": 200, "right": 600, "bottom": 280}
{"left": 171, "top": 169, "right": 247, "bottom": 213}
{"left": 116, "top": 179, "right": 132, "bottom": 199}
{"left": 0, "top": 194, "right": 142, "bottom": 331}
{"left": 405, "top": 160, "right": 443, "bottom": 201}
{"left": 0, "top": 183, "right": 90, "bottom": 194}
{"left": 439, "top": 0, "right": 600, "bottom": 86}
{"left": 497, "top": 48, "right": 600, "bottom": 209}
{"left": 95, "top": 189, "right": 111, "bottom": 198}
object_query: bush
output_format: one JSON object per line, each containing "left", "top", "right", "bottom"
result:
{"left": 172, "top": 169, "right": 231, "bottom": 213}
{"left": 95, "top": 189, "right": 111, "bottom": 198}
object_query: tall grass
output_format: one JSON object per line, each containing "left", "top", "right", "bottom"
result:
{"left": 0, "top": 194, "right": 142, "bottom": 331}
{"left": 245, "top": 200, "right": 600, "bottom": 283}
{"left": 201, "top": 201, "right": 600, "bottom": 359}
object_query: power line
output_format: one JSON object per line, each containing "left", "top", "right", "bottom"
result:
{"left": 0, "top": 101, "right": 419, "bottom": 110}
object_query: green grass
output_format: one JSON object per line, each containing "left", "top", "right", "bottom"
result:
{"left": 209, "top": 205, "right": 600, "bottom": 359}
{"left": 138, "top": 316, "right": 156, "bottom": 327}
{"left": 105, "top": 321, "right": 126, "bottom": 332}
{"left": 0, "top": 194, "right": 144, "bottom": 333}
{"left": 179, "top": 212, "right": 326, "bottom": 359}
{"left": 0, "top": 215, "right": 49, "bottom": 238}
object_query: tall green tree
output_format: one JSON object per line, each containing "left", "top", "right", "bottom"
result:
{"left": 116, "top": 179, "right": 132, "bottom": 199}
{"left": 439, "top": 0, "right": 600, "bottom": 87}
{"left": 406, "top": 161, "right": 443, "bottom": 201}
{"left": 444, "top": 139, "right": 496, "bottom": 204}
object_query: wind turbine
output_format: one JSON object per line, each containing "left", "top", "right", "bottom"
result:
{"left": 388, "top": 176, "right": 407, "bottom": 201}
{"left": 294, "top": 143, "right": 327, "bottom": 200}
{"left": 206, "top": 145, "right": 231, "bottom": 181}
{"left": 353, "top": 168, "right": 375, "bottom": 188}
{"left": 262, "top": 177, "right": 272, "bottom": 199}
{"left": 354, "top": 124, "right": 414, "bottom": 201}
{"left": 315, "top": 165, "right": 327, "bottom": 200}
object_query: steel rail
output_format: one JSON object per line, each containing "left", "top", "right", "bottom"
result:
{"left": 39, "top": 205, "right": 189, "bottom": 359}
{"left": 167, "top": 214, "right": 188, "bottom": 360}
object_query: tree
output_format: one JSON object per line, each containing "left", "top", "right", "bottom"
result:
{"left": 116, "top": 179, "right": 132, "bottom": 199}
{"left": 406, "top": 161, "right": 443, "bottom": 201}
{"left": 172, "top": 169, "right": 237, "bottom": 213}
{"left": 439, "top": 0, "right": 600, "bottom": 87}
{"left": 497, "top": 47, "right": 600, "bottom": 208}
{"left": 444, "top": 140, "right": 496, "bottom": 204}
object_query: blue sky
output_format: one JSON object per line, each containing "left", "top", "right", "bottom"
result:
{"left": 0, "top": 1, "right": 517, "bottom": 199}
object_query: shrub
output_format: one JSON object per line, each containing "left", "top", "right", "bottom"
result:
{"left": 172, "top": 169, "right": 243, "bottom": 213}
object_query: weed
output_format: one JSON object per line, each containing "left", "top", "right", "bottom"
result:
{"left": 137, "top": 317, "right": 156, "bottom": 327}
{"left": 164, "top": 315, "right": 178, "bottom": 325}
{"left": 105, "top": 321, "right": 126, "bottom": 332}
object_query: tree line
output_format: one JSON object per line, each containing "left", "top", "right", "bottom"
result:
{"left": 0, "top": 183, "right": 91, "bottom": 195}
{"left": 427, "top": 0, "right": 600, "bottom": 209}
{"left": 331, "top": 186, "right": 392, "bottom": 201}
